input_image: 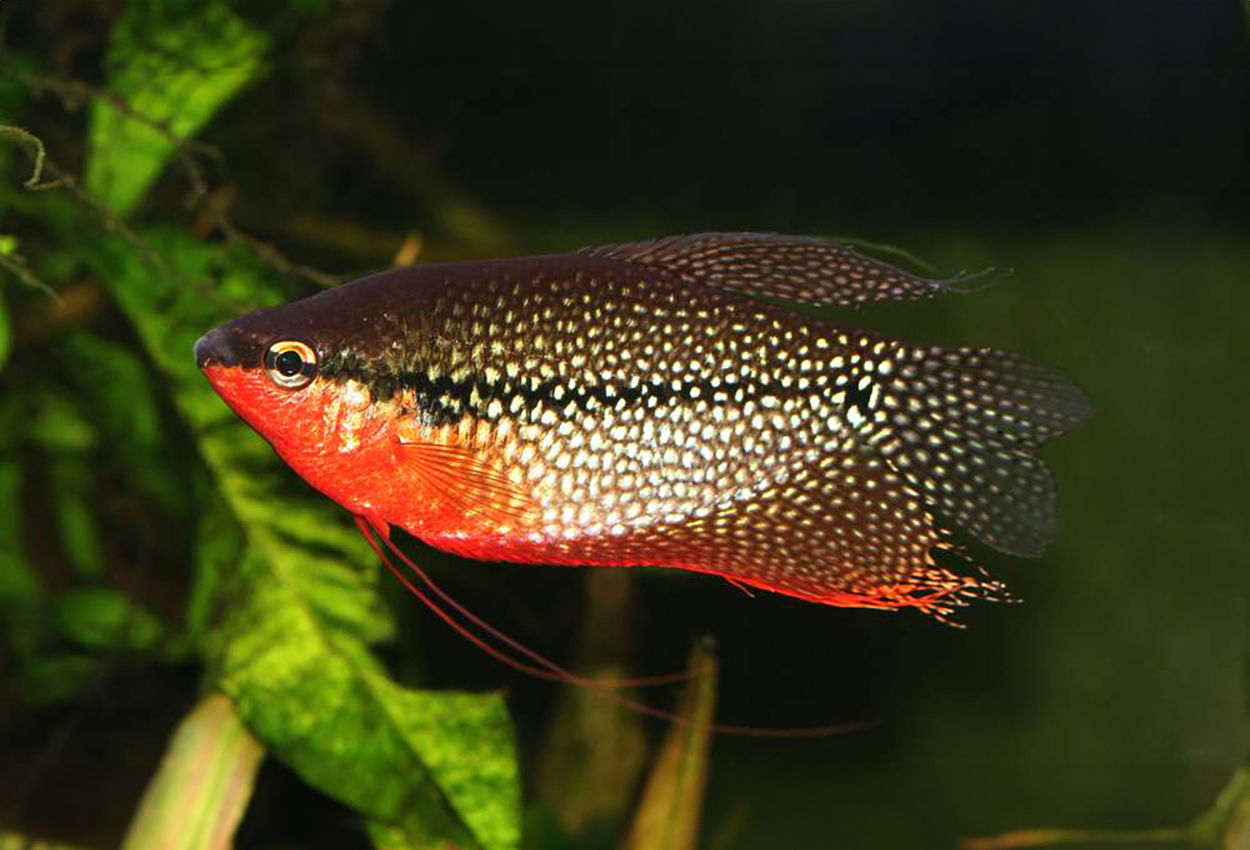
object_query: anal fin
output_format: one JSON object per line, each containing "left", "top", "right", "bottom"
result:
{"left": 571, "top": 442, "right": 991, "bottom": 619}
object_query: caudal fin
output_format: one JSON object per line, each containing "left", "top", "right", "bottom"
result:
{"left": 870, "top": 344, "right": 1092, "bottom": 556}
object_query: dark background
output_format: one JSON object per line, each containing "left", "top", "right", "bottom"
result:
{"left": 237, "top": 0, "right": 1250, "bottom": 239}
{"left": 2, "top": 1, "right": 1248, "bottom": 849}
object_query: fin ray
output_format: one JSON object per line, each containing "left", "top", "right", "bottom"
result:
{"left": 582, "top": 232, "right": 979, "bottom": 308}
{"left": 870, "top": 345, "right": 1092, "bottom": 556}
{"left": 570, "top": 441, "right": 996, "bottom": 619}
{"left": 396, "top": 441, "right": 539, "bottom": 527}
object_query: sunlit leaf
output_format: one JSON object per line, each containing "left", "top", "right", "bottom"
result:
{"left": 86, "top": 0, "right": 269, "bottom": 216}
{"left": 206, "top": 532, "right": 518, "bottom": 850}
{"left": 121, "top": 693, "right": 264, "bottom": 850}
{"left": 88, "top": 228, "right": 519, "bottom": 850}
{"left": 74, "top": 5, "right": 521, "bottom": 837}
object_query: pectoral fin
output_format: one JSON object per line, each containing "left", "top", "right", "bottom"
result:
{"left": 396, "top": 440, "right": 539, "bottom": 528}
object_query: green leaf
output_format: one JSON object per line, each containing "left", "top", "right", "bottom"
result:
{"left": 54, "top": 587, "right": 165, "bottom": 653}
{"left": 959, "top": 766, "right": 1250, "bottom": 850}
{"left": 620, "top": 641, "right": 717, "bottom": 850}
{"left": 0, "top": 397, "right": 98, "bottom": 706}
{"left": 86, "top": 0, "right": 269, "bottom": 216}
{"left": 0, "top": 396, "right": 47, "bottom": 668}
{"left": 0, "top": 832, "right": 93, "bottom": 850}
{"left": 23, "top": 389, "right": 106, "bottom": 580}
{"left": 77, "top": 9, "right": 521, "bottom": 832}
{"left": 26, "top": 391, "right": 97, "bottom": 452}
{"left": 47, "top": 457, "right": 106, "bottom": 579}
{"left": 212, "top": 543, "right": 517, "bottom": 849}
{"left": 121, "top": 693, "right": 265, "bottom": 850}
{"left": 0, "top": 398, "right": 36, "bottom": 612}
{"left": 533, "top": 570, "right": 647, "bottom": 839}
{"left": 17, "top": 652, "right": 101, "bottom": 706}
{"left": 90, "top": 228, "right": 519, "bottom": 850}
{"left": 0, "top": 289, "right": 10, "bottom": 370}
{"left": 62, "top": 331, "right": 187, "bottom": 512}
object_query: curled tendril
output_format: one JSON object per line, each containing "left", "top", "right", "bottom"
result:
{"left": 0, "top": 124, "right": 66, "bottom": 191}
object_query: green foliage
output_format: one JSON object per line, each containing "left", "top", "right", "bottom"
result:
{"left": 25, "top": 390, "right": 97, "bottom": 453}
{"left": 0, "top": 126, "right": 60, "bottom": 193}
{"left": 0, "top": 1, "right": 522, "bottom": 845}
{"left": 56, "top": 0, "right": 527, "bottom": 838}
{"left": 3, "top": 2, "right": 1249, "bottom": 849}
{"left": 0, "top": 833, "right": 92, "bottom": 850}
{"left": 86, "top": 0, "right": 269, "bottom": 216}
{"left": 25, "top": 392, "right": 105, "bottom": 579}
{"left": 620, "top": 643, "right": 716, "bottom": 850}
{"left": 90, "top": 230, "right": 519, "bottom": 849}
{"left": 54, "top": 587, "right": 166, "bottom": 653}
{"left": 61, "top": 331, "right": 187, "bottom": 510}
{"left": 0, "top": 400, "right": 39, "bottom": 628}
{"left": 48, "top": 459, "right": 106, "bottom": 579}
{"left": 0, "top": 396, "right": 100, "bottom": 705}
{"left": 0, "top": 290, "right": 9, "bottom": 370}
{"left": 120, "top": 694, "right": 264, "bottom": 850}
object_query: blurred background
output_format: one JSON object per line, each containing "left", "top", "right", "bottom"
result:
{"left": 0, "top": 1, "right": 1247, "bottom": 849}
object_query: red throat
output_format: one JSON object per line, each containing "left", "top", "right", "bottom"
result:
{"left": 200, "top": 366, "right": 532, "bottom": 540}
{"left": 201, "top": 366, "right": 398, "bottom": 519}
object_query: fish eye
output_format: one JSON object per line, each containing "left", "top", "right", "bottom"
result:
{"left": 264, "top": 340, "right": 317, "bottom": 390}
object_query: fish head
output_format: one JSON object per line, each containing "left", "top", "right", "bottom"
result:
{"left": 194, "top": 278, "right": 417, "bottom": 517}
{"left": 195, "top": 313, "right": 331, "bottom": 448}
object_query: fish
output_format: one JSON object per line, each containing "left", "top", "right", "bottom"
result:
{"left": 195, "top": 233, "right": 1091, "bottom": 619}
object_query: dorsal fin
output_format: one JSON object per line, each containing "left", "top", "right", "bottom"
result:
{"left": 580, "top": 232, "right": 990, "bottom": 308}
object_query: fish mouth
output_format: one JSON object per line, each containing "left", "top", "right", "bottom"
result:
{"left": 195, "top": 327, "right": 246, "bottom": 369}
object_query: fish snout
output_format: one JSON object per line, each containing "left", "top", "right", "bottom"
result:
{"left": 195, "top": 327, "right": 245, "bottom": 369}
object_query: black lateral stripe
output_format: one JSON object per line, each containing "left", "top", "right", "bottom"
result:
{"left": 323, "top": 357, "right": 825, "bottom": 428}
{"left": 394, "top": 371, "right": 820, "bottom": 427}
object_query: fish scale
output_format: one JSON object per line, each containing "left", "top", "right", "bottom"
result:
{"left": 195, "top": 233, "right": 1091, "bottom": 618}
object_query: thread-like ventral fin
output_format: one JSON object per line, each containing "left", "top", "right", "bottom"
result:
{"left": 582, "top": 232, "right": 991, "bottom": 308}
{"left": 867, "top": 344, "right": 1093, "bottom": 557}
